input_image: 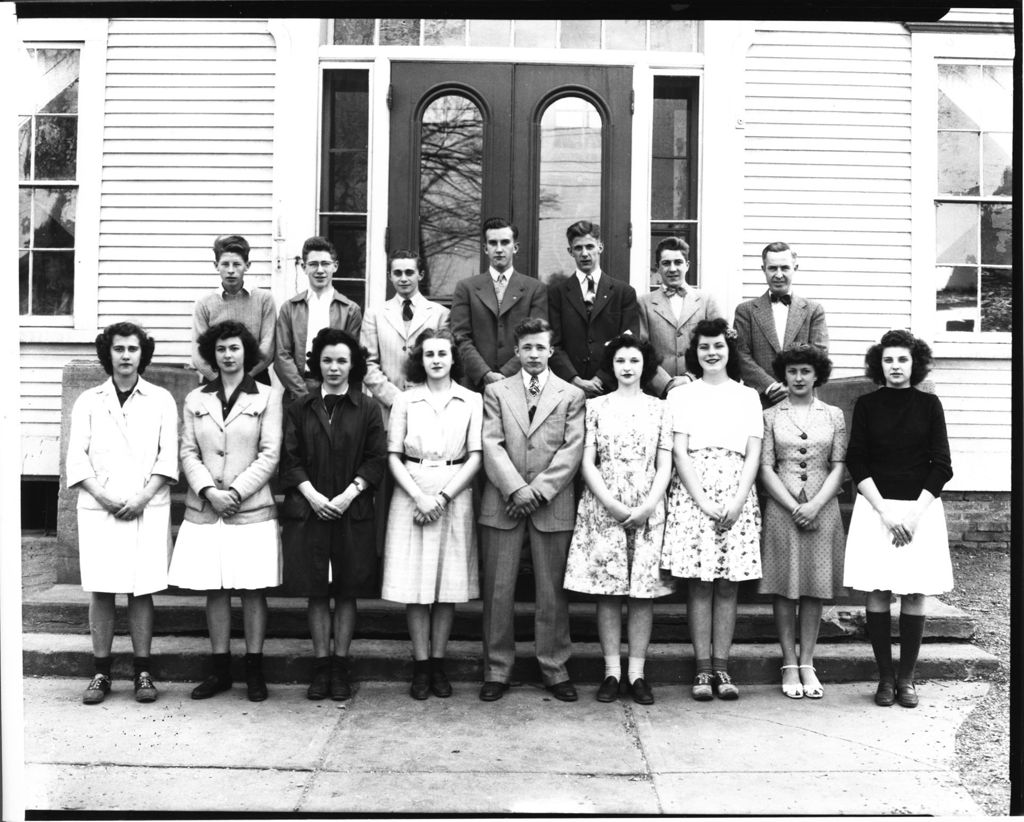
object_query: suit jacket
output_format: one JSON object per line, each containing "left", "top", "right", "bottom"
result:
{"left": 548, "top": 272, "right": 639, "bottom": 385}
{"left": 360, "top": 294, "right": 450, "bottom": 409}
{"left": 733, "top": 292, "right": 829, "bottom": 394}
{"left": 180, "top": 379, "right": 283, "bottom": 525}
{"left": 480, "top": 373, "right": 584, "bottom": 532}
{"left": 274, "top": 290, "right": 363, "bottom": 398}
{"left": 638, "top": 286, "right": 724, "bottom": 396}
{"left": 450, "top": 270, "right": 548, "bottom": 389}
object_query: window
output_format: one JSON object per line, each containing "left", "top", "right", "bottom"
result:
{"left": 934, "top": 62, "right": 1012, "bottom": 334}
{"left": 18, "top": 47, "right": 80, "bottom": 317}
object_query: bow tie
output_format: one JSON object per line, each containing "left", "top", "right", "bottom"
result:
{"left": 662, "top": 284, "right": 685, "bottom": 297}
{"left": 769, "top": 293, "right": 792, "bottom": 306}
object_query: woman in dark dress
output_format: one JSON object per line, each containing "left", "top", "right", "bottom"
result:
{"left": 842, "top": 329, "right": 953, "bottom": 709}
{"left": 279, "top": 328, "right": 387, "bottom": 701}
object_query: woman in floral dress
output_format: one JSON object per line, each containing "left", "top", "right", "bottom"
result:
{"left": 565, "top": 334, "right": 675, "bottom": 705}
{"left": 663, "top": 317, "right": 762, "bottom": 701}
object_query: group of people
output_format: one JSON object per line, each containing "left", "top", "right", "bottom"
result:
{"left": 67, "top": 222, "right": 954, "bottom": 715}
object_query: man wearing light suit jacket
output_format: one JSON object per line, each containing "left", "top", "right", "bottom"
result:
{"left": 479, "top": 317, "right": 585, "bottom": 704}
{"left": 733, "top": 241, "right": 829, "bottom": 407}
{"left": 450, "top": 218, "right": 548, "bottom": 391}
{"left": 638, "top": 236, "right": 725, "bottom": 398}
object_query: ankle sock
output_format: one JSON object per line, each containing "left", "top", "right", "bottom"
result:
{"left": 865, "top": 610, "right": 895, "bottom": 680}
{"left": 312, "top": 656, "right": 330, "bottom": 674}
{"left": 711, "top": 656, "right": 729, "bottom": 673}
{"left": 132, "top": 656, "right": 151, "bottom": 676}
{"left": 627, "top": 656, "right": 645, "bottom": 684}
{"left": 604, "top": 654, "right": 621, "bottom": 680}
{"left": 897, "top": 612, "right": 926, "bottom": 682}
{"left": 94, "top": 656, "right": 112, "bottom": 678}
{"left": 695, "top": 658, "right": 712, "bottom": 675}
{"left": 429, "top": 657, "right": 445, "bottom": 671}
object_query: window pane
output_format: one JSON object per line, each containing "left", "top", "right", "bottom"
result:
{"left": 650, "top": 224, "right": 698, "bottom": 288}
{"left": 320, "top": 216, "right": 367, "bottom": 286}
{"left": 380, "top": 19, "right": 420, "bottom": 45}
{"left": 333, "top": 19, "right": 375, "bottom": 45}
{"left": 650, "top": 20, "right": 699, "bottom": 52}
{"left": 36, "top": 49, "right": 79, "bottom": 114}
{"left": 651, "top": 159, "right": 691, "bottom": 221}
{"left": 514, "top": 20, "right": 556, "bottom": 48}
{"left": 981, "top": 268, "right": 1011, "bottom": 332}
{"left": 33, "top": 187, "right": 76, "bottom": 248}
{"left": 323, "top": 71, "right": 368, "bottom": 213}
{"left": 937, "top": 64, "right": 980, "bottom": 130}
{"left": 652, "top": 78, "right": 696, "bottom": 221}
{"left": 327, "top": 151, "right": 367, "bottom": 212}
{"left": 537, "top": 97, "right": 602, "bottom": 285}
{"left": 468, "top": 20, "right": 511, "bottom": 47}
{"left": 981, "top": 203, "right": 1011, "bottom": 266}
{"left": 424, "top": 19, "right": 465, "bottom": 46}
{"left": 31, "top": 250, "right": 74, "bottom": 314}
{"left": 34, "top": 116, "right": 77, "bottom": 180}
{"left": 605, "top": 20, "right": 646, "bottom": 50}
{"left": 935, "top": 203, "right": 978, "bottom": 264}
{"left": 419, "top": 95, "right": 484, "bottom": 302}
{"left": 328, "top": 75, "right": 369, "bottom": 151}
{"left": 980, "top": 65, "right": 1012, "bottom": 131}
{"left": 19, "top": 189, "right": 31, "bottom": 247}
{"left": 19, "top": 117, "right": 31, "bottom": 180}
{"left": 936, "top": 131, "right": 978, "bottom": 196}
{"left": 983, "top": 132, "right": 1012, "bottom": 196}
{"left": 935, "top": 265, "right": 977, "bottom": 332}
{"left": 331, "top": 278, "right": 366, "bottom": 308}
{"left": 19, "top": 251, "right": 29, "bottom": 315}
{"left": 560, "top": 19, "right": 600, "bottom": 48}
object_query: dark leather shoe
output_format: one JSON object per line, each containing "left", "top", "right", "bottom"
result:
{"left": 629, "top": 678, "right": 654, "bottom": 705}
{"left": 330, "top": 657, "right": 352, "bottom": 701}
{"left": 134, "top": 672, "right": 158, "bottom": 703}
{"left": 547, "top": 680, "right": 578, "bottom": 702}
{"left": 479, "top": 681, "right": 508, "bottom": 701}
{"left": 429, "top": 662, "right": 452, "bottom": 698}
{"left": 83, "top": 673, "right": 111, "bottom": 705}
{"left": 245, "top": 662, "right": 268, "bottom": 703}
{"left": 307, "top": 667, "right": 330, "bottom": 701}
{"left": 191, "top": 673, "right": 232, "bottom": 700}
{"left": 596, "top": 676, "right": 619, "bottom": 703}
{"left": 895, "top": 680, "right": 919, "bottom": 708}
{"left": 410, "top": 671, "right": 431, "bottom": 700}
{"left": 874, "top": 678, "right": 896, "bottom": 707}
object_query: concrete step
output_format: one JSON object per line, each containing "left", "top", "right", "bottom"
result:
{"left": 23, "top": 585, "right": 977, "bottom": 643}
{"left": 22, "top": 632, "right": 999, "bottom": 686}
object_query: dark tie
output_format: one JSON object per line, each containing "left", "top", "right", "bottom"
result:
{"left": 770, "top": 293, "right": 792, "bottom": 306}
{"left": 528, "top": 375, "right": 540, "bottom": 421}
{"left": 662, "top": 284, "right": 684, "bottom": 297}
{"left": 323, "top": 394, "right": 342, "bottom": 416}
{"left": 402, "top": 298, "right": 413, "bottom": 321}
{"left": 583, "top": 273, "right": 596, "bottom": 307}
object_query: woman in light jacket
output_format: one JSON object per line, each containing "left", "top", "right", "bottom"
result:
{"left": 169, "top": 320, "right": 283, "bottom": 702}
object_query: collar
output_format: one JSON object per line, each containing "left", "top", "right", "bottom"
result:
{"left": 306, "top": 287, "right": 336, "bottom": 304}
{"left": 219, "top": 286, "right": 250, "bottom": 300}
{"left": 778, "top": 397, "right": 823, "bottom": 412}
{"left": 106, "top": 376, "right": 150, "bottom": 395}
{"left": 662, "top": 282, "right": 688, "bottom": 297}
{"left": 200, "top": 374, "right": 259, "bottom": 395}
{"left": 521, "top": 368, "right": 550, "bottom": 392}
{"left": 392, "top": 291, "right": 426, "bottom": 308}
{"left": 407, "top": 382, "right": 471, "bottom": 405}
{"left": 489, "top": 267, "right": 513, "bottom": 283}
{"left": 289, "top": 288, "right": 349, "bottom": 305}
{"left": 576, "top": 268, "right": 602, "bottom": 285}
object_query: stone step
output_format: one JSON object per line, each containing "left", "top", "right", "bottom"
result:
{"left": 23, "top": 585, "right": 977, "bottom": 643}
{"left": 22, "top": 632, "right": 999, "bottom": 686}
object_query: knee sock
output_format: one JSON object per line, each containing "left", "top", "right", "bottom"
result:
{"left": 604, "top": 654, "right": 621, "bottom": 680}
{"left": 897, "top": 612, "right": 926, "bottom": 683}
{"left": 711, "top": 656, "right": 729, "bottom": 673}
{"left": 212, "top": 652, "right": 231, "bottom": 679}
{"left": 865, "top": 610, "right": 894, "bottom": 681}
{"left": 627, "top": 656, "right": 645, "bottom": 684}
{"left": 132, "top": 656, "right": 151, "bottom": 677}
{"left": 94, "top": 656, "right": 112, "bottom": 678}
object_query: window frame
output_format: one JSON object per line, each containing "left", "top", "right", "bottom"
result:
{"left": 17, "top": 18, "right": 106, "bottom": 343}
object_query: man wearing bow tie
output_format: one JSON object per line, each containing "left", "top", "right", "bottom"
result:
{"left": 733, "top": 242, "right": 829, "bottom": 407}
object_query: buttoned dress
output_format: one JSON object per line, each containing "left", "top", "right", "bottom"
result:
{"left": 758, "top": 399, "right": 847, "bottom": 599}
{"left": 66, "top": 378, "right": 179, "bottom": 595}
{"left": 381, "top": 384, "right": 482, "bottom": 604}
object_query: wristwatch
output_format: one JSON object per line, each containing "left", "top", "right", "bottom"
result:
{"left": 352, "top": 477, "right": 367, "bottom": 494}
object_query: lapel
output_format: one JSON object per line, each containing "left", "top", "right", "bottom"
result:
{"left": 751, "top": 293, "right": 781, "bottom": 351}
{"left": 98, "top": 380, "right": 131, "bottom": 443}
{"left": 782, "top": 295, "right": 808, "bottom": 348}
{"left": 498, "top": 270, "right": 528, "bottom": 318}
{"left": 648, "top": 289, "right": 678, "bottom": 329}
{"left": 677, "top": 288, "right": 701, "bottom": 327}
{"left": 223, "top": 386, "right": 257, "bottom": 428}
{"left": 197, "top": 390, "right": 226, "bottom": 432}
{"left": 588, "top": 274, "right": 614, "bottom": 322}
{"left": 380, "top": 296, "right": 412, "bottom": 340}
{"left": 564, "top": 275, "right": 590, "bottom": 322}
{"left": 305, "top": 393, "right": 335, "bottom": 442}
{"left": 502, "top": 377, "right": 532, "bottom": 435}
{"left": 528, "top": 375, "right": 563, "bottom": 436}
{"left": 473, "top": 272, "right": 500, "bottom": 317}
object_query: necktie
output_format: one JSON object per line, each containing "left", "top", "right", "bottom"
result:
{"left": 770, "top": 293, "right": 792, "bottom": 306}
{"left": 494, "top": 273, "right": 507, "bottom": 304}
{"left": 402, "top": 298, "right": 413, "bottom": 321}
{"left": 323, "top": 394, "right": 342, "bottom": 416}
{"left": 662, "top": 284, "right": 684, "bottom": 297}
{"left": 528, "top": 375, "right": 540, "bottom": 421}
{"left": 583, "top": 273, "right": 596, "bottom": 306}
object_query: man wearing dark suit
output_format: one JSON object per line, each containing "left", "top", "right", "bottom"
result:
{"left": 479, "top": 318, "right": 585, "bottom": 703}
{"left": 450, "top": 218, "right": 548, "bottom": 391}
{"left": 549, "top": 221, "right": 639, "bottom": 398}
{"left": 733, "top": 241, "right": 829, "bottom": 407}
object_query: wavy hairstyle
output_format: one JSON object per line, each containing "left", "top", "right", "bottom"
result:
{"left": 95, "top": 321, "right": 156, "bottom": 375}
{"left": 196, "top": 320, "right": 260, "bottom": 373}
{"left": 404, "top": 328, "right": 463, "bottom": 384}
{"left": 306, "top": 327, "right": 368, "bottom": 385}
{"left": 602, "top": 333, "right": 658, "bottom": 388}
{"left": 683, "top": 317, "right": 741, "bottom": 382}
{"left": 772, "top": 344, "right": 833, "bottom": 387}
{"left": 864, "top": 329, "right": 933, "bottom": 386}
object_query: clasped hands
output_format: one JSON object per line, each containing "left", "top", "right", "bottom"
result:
{"left": 879, "top": 504, "right": 920, "bottom": 547}
{"left": 97, "top": 488, "right": 153, "bottom": 521}
{"left": 699, "top": 497, "right": 744, "bottom": 533}
{"left": 505, "top": 485, "right": 545, "bottom": 519}
{"left": 606, "top": 499, "right": 655, "bottom": 530}
{"left": 413, "top": 492, "right": 449, "bottom": 525}
{"left": 305, "top": 487, "right": 358, "bottom": 521}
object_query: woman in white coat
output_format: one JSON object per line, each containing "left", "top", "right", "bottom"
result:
{"left": 66, "top": 322, "right": 179, "bottom": 705}
{"left": 169, "top": 320, "right": 283, "bottom": 702}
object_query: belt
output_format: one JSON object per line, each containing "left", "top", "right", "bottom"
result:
{"left": 405, "top": 456, "right": 467, "bottom": 466}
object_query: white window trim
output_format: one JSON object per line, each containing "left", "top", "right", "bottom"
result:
{"left": 17, "top": 18, "right": 106, "bottom": 344}
{"left": 909, "top": 28, "right": 1013, "bottom": 359}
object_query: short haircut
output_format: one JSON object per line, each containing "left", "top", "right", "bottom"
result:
{"left": 95, "top": 321, "right": 156, "bottom": 376}
{"left": 196, "top": 320, "right": 260, "bottom": 373}
{"left": 655, "top": 236, "right": 689, "bottom": 262}
{"left": 213, "top": 234, "right": 250, "bottom": 263}
{"left": 772, "top": 344, "right": 833, "bottom": 387}
{"left": 388, "top": 248, "right": 423, "bottom": 271}
{"left": 404, "top": 328, "right": 463, "bottom": 384}
{"left": 864, "top": 329, "right": 933, "bottom": 386}
{"left": 513, "top": 316, "right": 552, "bottom": 343}
{"left": 306, "top": 327, "right": 368, "bottom": 385}
{"left": 683, "top": 317, "right": 741, "bottom": 382}
{"left": 301, "top": 236, "right": 338, "bottom": 263}
{"left": 482, "top": 217, "right": 519, "bottom": 241}
{"left": 566, "top": 220, "right": 600, "bottom": 243}
{"left": 761, "top": 241, "right": 796, "bottom": 265}
{"left": 602, "top": 333, "right": 658, "bottom": 387}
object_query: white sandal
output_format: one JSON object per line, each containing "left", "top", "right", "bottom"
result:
{"left": 780, "top": 665, "right": 804, "bottom": 699}
{"left": 799, "top": 665, "right": 823, "bottom": 699}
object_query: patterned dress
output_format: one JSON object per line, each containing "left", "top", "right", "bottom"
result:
{"left": 564, "top": 394, "right": 676, "bottom": 598}
{"left": 662, "top": 379, "right": 763, "bottom": 582}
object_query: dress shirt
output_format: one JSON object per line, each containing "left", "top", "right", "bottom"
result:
{"left": 576, "top": 268, "right": 602, "bottom": 303}
{"left": 306, "top": 287, "right": 335, "bottom": 343}
{"left": 771, "top": 295, "right": 790, "bottom": 348}
{"left": 521, "top": 368, "right": 550, "bottom": 397}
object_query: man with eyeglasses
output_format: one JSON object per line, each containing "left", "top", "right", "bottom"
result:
{"left": 275, "top": 236, "right": 363, "bottom": 402}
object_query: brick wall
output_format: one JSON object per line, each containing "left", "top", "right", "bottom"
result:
{"left": 944, "top": 492, "right": 1011, "bottom": 551}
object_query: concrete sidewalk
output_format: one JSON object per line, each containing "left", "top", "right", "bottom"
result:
{"left": 22, "top": 677, "right": 986, "bottom": 816}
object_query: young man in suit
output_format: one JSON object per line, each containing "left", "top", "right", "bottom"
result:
{"left": 733, "top": 241, "right": 829, "bottom": 407}
{"left": 638, "top": 236, "right": 725, "bottom": 398}
{"left": 548, "top": 221, "right": 639, "bottom": 398}
{"left": 274, "top": 236, "right": 363, "bottom": 402}
{"left": 479, "top": 318, "right": 585, "bottom": 703}
{"left": 450, "top": 218, "right": 548, "bottom": 391}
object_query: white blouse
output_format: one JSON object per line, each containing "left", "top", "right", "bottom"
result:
{"left": 667, "top": 378, "right": 762, "bottom": 455}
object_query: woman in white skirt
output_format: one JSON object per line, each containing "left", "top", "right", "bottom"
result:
{"left": 66, "top": 322, "right": 178, "bottom": 705}
{"left": 381, "top": 329, "right": 482, "bottom": 699}
{"left": 170, "top": 320, "right": 283, "bottom": 702}
{"left": 843, "top": 329, "right": 953, "bottom": 709}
